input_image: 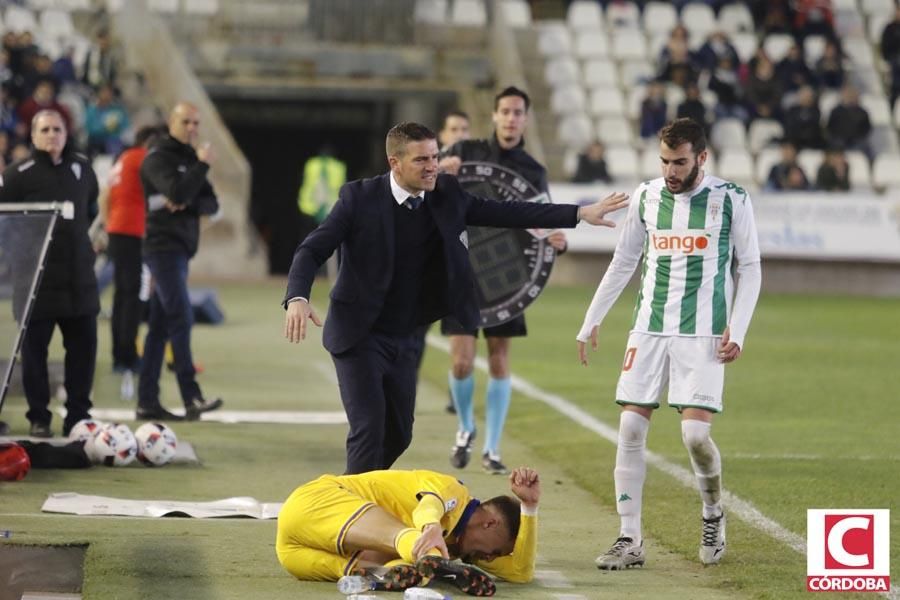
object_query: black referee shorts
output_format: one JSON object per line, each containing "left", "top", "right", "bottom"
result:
{"left": 440, "top": 314, "right": 527, "bottom": 338}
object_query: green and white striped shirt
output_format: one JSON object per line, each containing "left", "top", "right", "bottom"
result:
{"left": 577, "top": 175, "right": 761, "bottom": 347}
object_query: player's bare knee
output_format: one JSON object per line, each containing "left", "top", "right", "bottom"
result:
{"left": 451, "top": 360, "right": 474, "bottom": 379}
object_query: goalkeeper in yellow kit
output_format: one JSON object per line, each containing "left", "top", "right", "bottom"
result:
{"left": 276, "top": 466, "right": 540, "bottom": 596}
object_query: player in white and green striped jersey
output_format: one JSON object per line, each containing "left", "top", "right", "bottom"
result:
{"left": 576, "top": 119, "right": 761, "bottom": 570}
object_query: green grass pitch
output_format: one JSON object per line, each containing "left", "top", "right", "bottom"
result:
{"left": 0, "top": 279, "right": 896, "bottom": 599}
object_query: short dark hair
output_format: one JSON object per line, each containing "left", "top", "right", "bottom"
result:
{"left": 659, "top": 118, "right": 707, "bottom": 155}
{"left": 482, "top": 495, "right": 521, "bottom": 543}
{"left": 134, "top": 125, "right": 164, "bottom": 148}
{"left": 494, "top": 86, "right": 530, "bottom": 112}
{"left": 385, "top": 122, "right": 436, "bottom": 158}
{"left": 443, "top": 110, "right": 469, "bottom": 124}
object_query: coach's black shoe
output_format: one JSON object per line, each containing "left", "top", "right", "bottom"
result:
{"left": 136, "top": 405, "right": 185, "bottom": 422}
{"left": 352, "top": 563, "right": 422, "bottom": 591}
{"left": 29, "top": 422, "right": 53, "bottom": 438}
{"left": 416, "top": 555, "right": 496, "bottom": 596}
{"left": 0, "top": 421, "right": 9, "bottom": 435}
{"left": 450, "top": 429, "right": 476, "bottom": 469}
{"left": 185, "top": 396, "right": 223, "bottom": 421}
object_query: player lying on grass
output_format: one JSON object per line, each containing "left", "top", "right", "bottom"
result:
{"left": 275, "top": 466, "right": 541, "bottom": 596}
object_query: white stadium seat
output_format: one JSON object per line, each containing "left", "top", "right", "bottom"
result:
{"left": 748, "top": 119, "right": 784, "bottom": 154}
{"left": 843, "top": 38, "right": 875, "bottom": 67}
{"left": 755, "top": 147, "right": 782, "bottom": 185}
{"left": 544, "top": 56, "right": 581, "bottom": 87}
{"left": 798, "top": 149, "right": 824, "bottom": 179}
{"left": 681, "top": 3, "right": 717, "bottom": 38}
{"left": 606, "top": 1, "right": 640, "bottom": 30}
{"left": 557, "top": 113, "right": 595, "bottom": 149}
{"left": 819, "top": 90, "right": 841, "bottom": 124}
{"left": 894, "top": 98, "right": 900, "bottom": 127}
{"left": 589, "top": 88, "right": 626, "bottom": 117}
{"left": 762, "top": 33, "right": 794, "bottom": 63}
{"left": 872, "top": 154, "right": 900, "bottom": 188}
{"left": 451, "top": 0, "right": 487, "bottom": 26}
{"left": 551, "top": 85, "right": 587, "bottom": 114}
{"left": 500, "top": 0, "right": 531, "bottom": 28}
{"left": 610, "top": 29, "right": 647, "bottom": 61}
{"left": 642, "top": 2, "right": 678, "bottom": 36}
{"left": 596, "top": 116, "right": 635, "bottom": 146}
{"left": 567, "top": 0, "right": 604, "bottom": 30}
{"left": 563, "top": 147, "right": 580, "bottom": 178}
{"left": 620, "top": 60, "right": 655, "bottom": 87}
{"left": 832, "top": 0, "right": 858, "bottom": 9}
{"left": 710, "top": 118, "right": 748, "bottom": 151}
{"left": 860, "top": 0, "right": 895, "bottom": 16}
{"left": 537, "top": 23, "right": 572, "bottom": 57}
{"left": 148, "top": 0, "right": 179, "bottom": 13}
{"left": 606, "top": 146, "right": 640, "bottom": 180}
{"left": 731, "top": 32, "right": 759, "bottom": 64}
{"left": 845, "top": 150, "right": 872, "bottom": 188}
{"left": 860, "top": 94, "right": 892, "bottom": 126}
{"left": 415, "top": 0, "right": 448, "bottom": 24}
{"left": 573, "top": 29, "right": 609, "bottom": 59}
{"left": 4, "top": 5, "right": 37, "bottom": 32}
{"left": 867, "top": 14, "right": 891, "bottom": 44}
{"left": 626, "top": 85, "right": 647, "bottom": 120}
{"left": 803, "top": 35, "right": 827, "bottom": 65}
{"left": 582, "top": 58, "right": 617, "bottom": 89}
{"left": 718, "top": 149, "right": 754, "bottom": 182}
{"left": 39, "top": 9, "right": 75, "bottom": 38}
{"left": 184, "top": 0, "right": 219, "bottom": 15}
{"left": 718, "top": 3, "right": 754, "bottom": 33}
{"left": 640, "top": 148, "right": 661, "bottom": 179}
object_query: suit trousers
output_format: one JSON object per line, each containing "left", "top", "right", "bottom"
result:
{"left": 331, "top": 331, "right": 420, "bottom": 474}
{"left": 138, "top": 251, "right": 201, "bottom": 408}
{"left": 108, "top": 233, "right": 143, "bottom": 370}
{"left": 22, "top": 314, "right": 96, "bottom": 432}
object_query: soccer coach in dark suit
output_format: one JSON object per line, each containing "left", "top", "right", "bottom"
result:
{"left": 283, "top": 122, "right": 628, "bottom": 474}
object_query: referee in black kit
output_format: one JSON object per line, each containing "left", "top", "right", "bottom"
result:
{"left": 0, "top": 109, "right": 100, "bottom": 438}
{"left": 438, "top": 86, "right": 569, "bottom": 475}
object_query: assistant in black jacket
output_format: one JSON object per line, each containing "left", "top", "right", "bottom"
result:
{"left": 283, "top": 122, "right": 628, "bottom": 474}
{"left": 0, "top": 109, "right": 99, "bottom": 438}
{"left": 136, "top": 101, "right": 222, "bottom": 423}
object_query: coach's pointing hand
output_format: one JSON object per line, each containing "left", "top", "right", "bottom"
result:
{"left": 577, "top": 192, "right": 629, "bottom": 227}
{"left": 284, "top": 299, "right": 322, "bottom": 343}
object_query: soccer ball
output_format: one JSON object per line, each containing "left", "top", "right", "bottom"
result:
{"left": 134, "top": 422, "right": 178, "bottom": 467}
{"left": 90, "top": 423, "right": 138, "bottom": 466}
{"left": 68, "top": 419, "right": 104, "bottom": 443}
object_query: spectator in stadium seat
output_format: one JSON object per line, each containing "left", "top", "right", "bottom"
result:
{"left": 640, "top": 81, "right": 668, "bottom": 140}
{"left": 745, "top": 54, "right": 783, "bottom": 122}
{"left": 16, "top": 80, "right": 72, "bottom": 138}
{"left": 696, "top": 32, "right": 740, "bottom": 74}
{"left": 573, "top": 140, "right": 613, "bottom": 184}
{"left": 81, "top": 28, "right": 120, "bottom": 91}
{"left": 85, "top": 83, "right": 130, "bottom": 158}
{"left": 815, "top": 147, "right": 850, "bottom": 192}
{"left": 136, "top": 101, "right": 223, "bottom": 423}
{"left": 0, "top": 110, "right": 100, "bottom": 438}
{"left": 705, "top": 56, "right": 749, "bottom": 123}
{"left": 438, "top": 87, "right": 572, "bottom": 476}
{"left": 51, "top": 46, "right": 78, "bottom": 87}
{"left": 677, "top": 82, "right": 710, "bottom": 134}
{"left": 792, "top": 0, "right": 836, "bottom": 42}
{"left": 814, "top": 39, "right": 844, "bottom": 90}
{"left": 282, "top": 120, "right": 628, "bottom": 474}
{"left": 657, "top": 40, "right": 698, "bottom": 89}
{"left": 276, "top": 466, "right": 541, "bottom": 594}
{"left": 438, "top": 109, "right": 470, "bottom": 153}
{"left": 782, "top": 85, "right": 823, "bottom": 149}
{"left": 825, "top": 84, "right": 872, "bottom": 159}
{"left": 751, "top": 0, "right": 793, "bottom": 36}
{"left": 880, "top": 6, "right": 900, "bottom": 108}
{"left": 766, "top": 140, "right": 810, "bottom": 191}
{"left": 775, "top": 44, "right": 817, "bottom": 93}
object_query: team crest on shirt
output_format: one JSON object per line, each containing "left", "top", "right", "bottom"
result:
{"left": 708, "top": 202, "right": 721, "bottom": 222}
{"left": 71, "top": 163, "right": 81, "bottom": 180}
{"left": 445, "top": 498, "right": 458, "bottom": 512}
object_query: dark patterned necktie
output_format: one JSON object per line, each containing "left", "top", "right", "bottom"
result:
{"left": 405, "top": 195, "right": 423, "bottom": 210}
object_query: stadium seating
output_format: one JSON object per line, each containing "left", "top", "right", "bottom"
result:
{"left": 605, "top": 146, "right": 640, "bottom": 180}
{"left": 544, "top": 56, "right": 580, "bottom": 87}
{"left": 574, "top": 29, "right": 609, "bottom": 59}
{"left": 582, "top": 59, "right": 617, "bottom": 89}
{"left": 537, "top": 23, "right": 572, "bottom": 57}
{"left": 717, "top": 3, "right": 754, "bottom": 34}
{"left": 414, "top": 0, "right": 448, "bottom": 25}
{"left": 588, "top": 88, "right": 626, "bottom": 117}
{"left": 567, "top": 0, "right": 604, "bottom": 31}
{"left": 551, "top": 85, "right": 587, "bottom": 115}
{"left": 597, "top": 116, "right": 634, "bottom": 146}
{"left": 500, "top": 0, "right": 531, "bottom": 28}
{"left": 872, "top": 154, "right": 900, "bottom": 188}
{"left": 718, "top": 149, "right": 754, "bottom": 182}
{"left": 610, "top": 29, "right": 648, "bottom": 61}
{"left": 846, "top": 150, "right": 873, "bottom": 188}
{"left": 451, "top": 0, "right": 487, "bottom": 27}
{"left": 642, "top": 3, "right": 678, "bottom": 37}
{"left": 557, "top": 113, "right": 594, "bottom": 149}
{"left": 681, "top": 3, "right": 717, "bottom": 39}
{"left": 748, "top": 119, "right": 784, "bottom": 154}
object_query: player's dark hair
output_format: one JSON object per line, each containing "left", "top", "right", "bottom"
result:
{"left": 443, "top": 110, "right": 470, "bottom": 124}
{"left": 386, "top": 122, "right": 436, "bottom": 158}
{"left": 134, "top": 125, "right": 164, "bottom": 148}
{"left": 482, "top": 495, "right": 521, "bottom": 543}
{"left": 659, "top": 118, "right": 707, "bottom": 156}
{"left": 494, "top": 86, "right": 530, "bottom": 111}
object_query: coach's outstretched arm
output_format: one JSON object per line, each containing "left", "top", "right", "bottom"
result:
{"left": 576, "top": 192, "right": 629, "bottom": 227}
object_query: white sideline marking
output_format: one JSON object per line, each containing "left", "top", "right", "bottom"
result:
{"left": 552, "top": 595, "right": 588, "bottom": 600}
{"left": 534, "top": 569, "right": 574, "bottom": 588}
{"left": 78, "top": 408, "right": 347, "bottom": 425}
{"left": 730, "top": 453, "right": 900, "bottom": 461}
{"left": 426, "top": 334, "right": 900, "bottom": 600}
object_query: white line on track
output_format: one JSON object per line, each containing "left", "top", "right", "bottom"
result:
{"left": 425, "top": 335, "right": 899, "bottom": 600}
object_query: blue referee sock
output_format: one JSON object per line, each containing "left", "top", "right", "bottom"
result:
{"left": 484, "top": 377, "right": 511, "bottom": 456}
{"left": 449, "top": 371, "right": 475, "bottom": 434}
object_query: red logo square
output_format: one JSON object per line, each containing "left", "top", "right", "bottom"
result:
{"left": 824, "top": 514, "right": 873, "bottom": 570}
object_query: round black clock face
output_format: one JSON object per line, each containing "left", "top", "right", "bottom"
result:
{"left": 456, "top": 161, "right": 556, "bottom": 328}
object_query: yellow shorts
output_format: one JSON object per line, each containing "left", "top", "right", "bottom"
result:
{"left": 276, "top": 474, "right": 376, "bottom": 559}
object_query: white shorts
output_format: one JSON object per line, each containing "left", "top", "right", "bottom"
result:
{"left": 615, "top": 332, "right": 725, "bottom": 413}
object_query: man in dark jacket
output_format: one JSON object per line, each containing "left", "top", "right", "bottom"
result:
{"left": 0, "top": 109, "right": 99, "bottom": 438}
{"left": 438, "top": 87, "right": 571, "bottom": 475}
{"left": 137, "top": 101, "right": 222, "bottom": 422}
{"left": 282, "top": 120, "right": 629, "bottom": 475}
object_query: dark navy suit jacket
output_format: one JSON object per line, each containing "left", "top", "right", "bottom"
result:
{"left": 284, "top": 172, "right": 578, "bottom": 354}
